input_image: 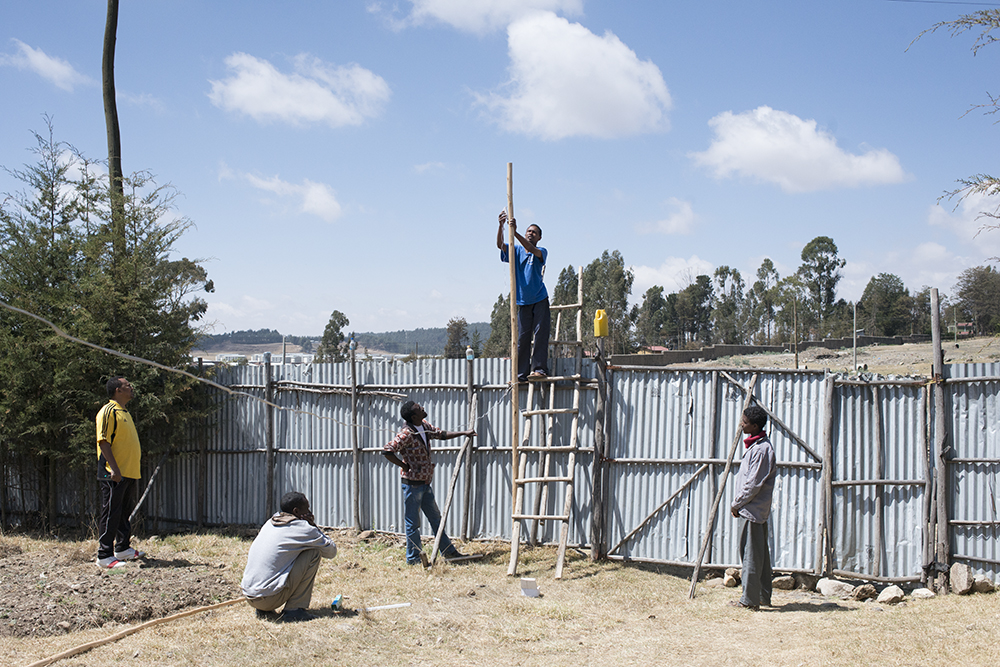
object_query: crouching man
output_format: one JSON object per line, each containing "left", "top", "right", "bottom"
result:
{"left": 241, "top": 491, "right": 337, "bottom": 622}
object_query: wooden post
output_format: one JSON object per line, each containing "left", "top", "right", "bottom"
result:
{"left": 462, "top": 355, "right": 475, "bottom": 540}
{"left": 350, "top": 345, "right": 361, "bottom": 531}
{"left": 688, "top": 374, "right": 759, "bottom": 598}
{"left": 430, "top": 432, "right": 475, "bottom": 565}
{"left": 820, "top": 375, "right": 835, "bottom": 575}
{"left": 871, "top": 385, "right": 884, "bottom": 577}
{"left": 591, "top": 337, "right": 607, "bottom": 561}
{"left": 931, "top": 288, "right": 949, "bottom": 593}
{"left": 264, "top": 352, "right": 275, "bottom": 516}
{"left": 197, "top": 358, "right": 206, "bottom": 529}
{"left": 507, "top": 163, "right": 520, "bottom": 525}
{"left": 920, "top": 384, "right": 932, "bottom": 585}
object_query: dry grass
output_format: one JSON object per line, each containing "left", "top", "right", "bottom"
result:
{"left": 2, "top": 531, "right": 998, "bottom": 667}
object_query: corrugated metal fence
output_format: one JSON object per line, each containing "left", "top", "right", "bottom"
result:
{"left": 140, "top": 357, "right": 1000, "bottom": 580}
{"left": 12, "top": 356, "right": 993, "bottom": 581}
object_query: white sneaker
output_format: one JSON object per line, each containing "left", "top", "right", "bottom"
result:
{"left": 97, "top": 556, "right": 126, "bottom": 569}
{"left": 114, "top": 547, "right": 146, "bottom": 561}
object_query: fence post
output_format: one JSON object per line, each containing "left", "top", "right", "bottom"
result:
{"left": 264, "top": 352, "right": 275, "bottom": 517}
{"left": 931, "top": 288, "right": 949, "bottom": 593}
{"left": 591, "top": 338, "right": 607, "bottom": 561}
{"left": 921, "top": 385, "right": 932, "bottom": 586}
{"left": 820, "top": 375, "right": 835, "bottom": 576}
{"left": 350, "top": 345, "right": 361, "bottom": 531}
{"left": 197, "top": 357, "right": 206, "bottom": 529}
{"left": 462, "top": 354, "right": 476, "bottom": 540}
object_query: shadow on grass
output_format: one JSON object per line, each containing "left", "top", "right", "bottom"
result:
{"left": 137, "top": 557, "right": 212, "bottom": 569}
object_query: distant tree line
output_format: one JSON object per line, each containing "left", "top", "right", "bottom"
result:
{"left": 199, "top": 328, "right": 315, "bottom": 352}
{"left": 474, "top": 236, "right": 999, "bottom": 359}
{"left": 355, "top": 323, "right": 489, "bottom": 358}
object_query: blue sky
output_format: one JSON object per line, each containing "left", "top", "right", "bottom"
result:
{"left": 2, "top": 1, "right": 998, "bottom": 336}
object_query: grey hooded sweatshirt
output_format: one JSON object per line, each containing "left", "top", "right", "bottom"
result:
{"left": 241, "top": 512, "right": 338, "bottom": 599}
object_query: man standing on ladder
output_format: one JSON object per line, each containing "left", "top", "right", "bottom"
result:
{"left": 496, "top": 209, "right": 549, "bottom": 381}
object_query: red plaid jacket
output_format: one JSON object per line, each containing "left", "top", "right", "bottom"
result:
{"left": 384, "top": 420, "right": 442, "bottom": 483}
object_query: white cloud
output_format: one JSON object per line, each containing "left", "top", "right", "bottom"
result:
{"left": 928, "top": 190, "right": 1000, "bottom": 257}
{"left": 631, "top": 256, "right": 716, "bottom": 300}
{"left": 403, "top": 0, "right": 582, "bottom": 33}
{"left": 0, "top": 39, "right": 92, "bottom": 91}
{"left": 475, "top": 12, "right": 671, "bottom": 140}
{"left": 208, "top": 52, "right": 390, "bottom": 127}
{"left": 637, "top": 197, "right": 696, "bottom": 235}
{"left": 690, "top": 106, "right": 908, "bottom": 193}
{"left": 413, "top": 161, "right": 447, "bottom": 174}
{"left": 244, "top": 173, "right": 343, "bottom": 222}
{"left": 118, "top": 91, "right": 165, "bottom": 112}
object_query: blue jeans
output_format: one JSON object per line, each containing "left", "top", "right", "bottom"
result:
{"left": 402, "top": 481, "right": 456, "bottom": 563}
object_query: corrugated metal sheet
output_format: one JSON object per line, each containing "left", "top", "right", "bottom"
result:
{"left": 944, "top": 362, "right": 1000, "bottom": 577}
{"left": 605, "top": 369, "right": 823, "bottom": 571}
{"left": 831, "top": 382, "right": 925, "bottom": 578}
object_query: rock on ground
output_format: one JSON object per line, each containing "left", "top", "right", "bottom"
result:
{"left": 910, "top": 587, "right": 936, "bottom": 599}
{"left": 771, "top": 575, "right": 796, "bottom": 590}
{"left": 793, "top": 573, "right": 819, "bottom": 592}
{"left": 950, "top": 562, "right": 975, "bottom": 595}
{"left": 877, "top": 585, "right": 905, "bottom": 604}
{"left": 852, "top": 583, "right": 877, "bottom": 601}
{"left": 817, "top": 578, "right": 855, "bottom": 598}
{"left": 973, "top": 574, "right": 995, "bottom": 594}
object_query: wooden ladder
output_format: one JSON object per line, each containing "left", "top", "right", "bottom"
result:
{"left": 508, "top": 267, "right": 584, "bottom": 579}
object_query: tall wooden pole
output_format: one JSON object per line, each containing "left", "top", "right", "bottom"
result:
{"left": 508, "top": 163, "right": 519, "bottom": 504}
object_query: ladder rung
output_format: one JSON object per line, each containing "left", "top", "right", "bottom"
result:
{"left": 513, "top": 513, "right": 570, "bottom": 521}
{"left": 549, "top": 303, "right": 582, "bottom": 310}
{"left": 523, "top": 408, "right": 577, "bottom": 416}
{"left": 516, "top": 475, "right": 573, "bottom": 484}
{"left": 551, "top": 340, "right": 583, "bottom": 346}
{"left": 517, "top": 445, "right": 577, "bottom": 452}
{"left": 524, "top": 374, "right": 583, "bottom": 382}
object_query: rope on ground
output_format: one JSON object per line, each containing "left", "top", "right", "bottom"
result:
{"left": 23, "top": 598, "right": 246, "bottom": 667}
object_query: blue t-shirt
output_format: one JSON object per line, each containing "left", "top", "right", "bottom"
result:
{"left": 500, "top": 244, "right": 548, "bottom": 306}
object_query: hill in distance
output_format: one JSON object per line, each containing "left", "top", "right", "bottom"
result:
{"left": 193, "top": 323, "right": 491, "bottom": 358}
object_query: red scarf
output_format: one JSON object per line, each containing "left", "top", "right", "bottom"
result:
{"left": 744, "top": 432, "right": 766, "bottom": 449}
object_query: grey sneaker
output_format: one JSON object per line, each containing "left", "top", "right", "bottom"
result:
{"left": 97, "top": 556, "right": 126, "bottom": 569}
{"left": 114, "top": 547, "right": 146, "bottom": 560}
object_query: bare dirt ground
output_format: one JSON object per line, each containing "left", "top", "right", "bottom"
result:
{"left": 0, "top": 534, "right": 234, "bottom": 639}
{"left": 698, "top": 335, "right": 1000, "bottom": 377}
{"left": 2, "top": 531, "right": 998, "bottom": 667}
